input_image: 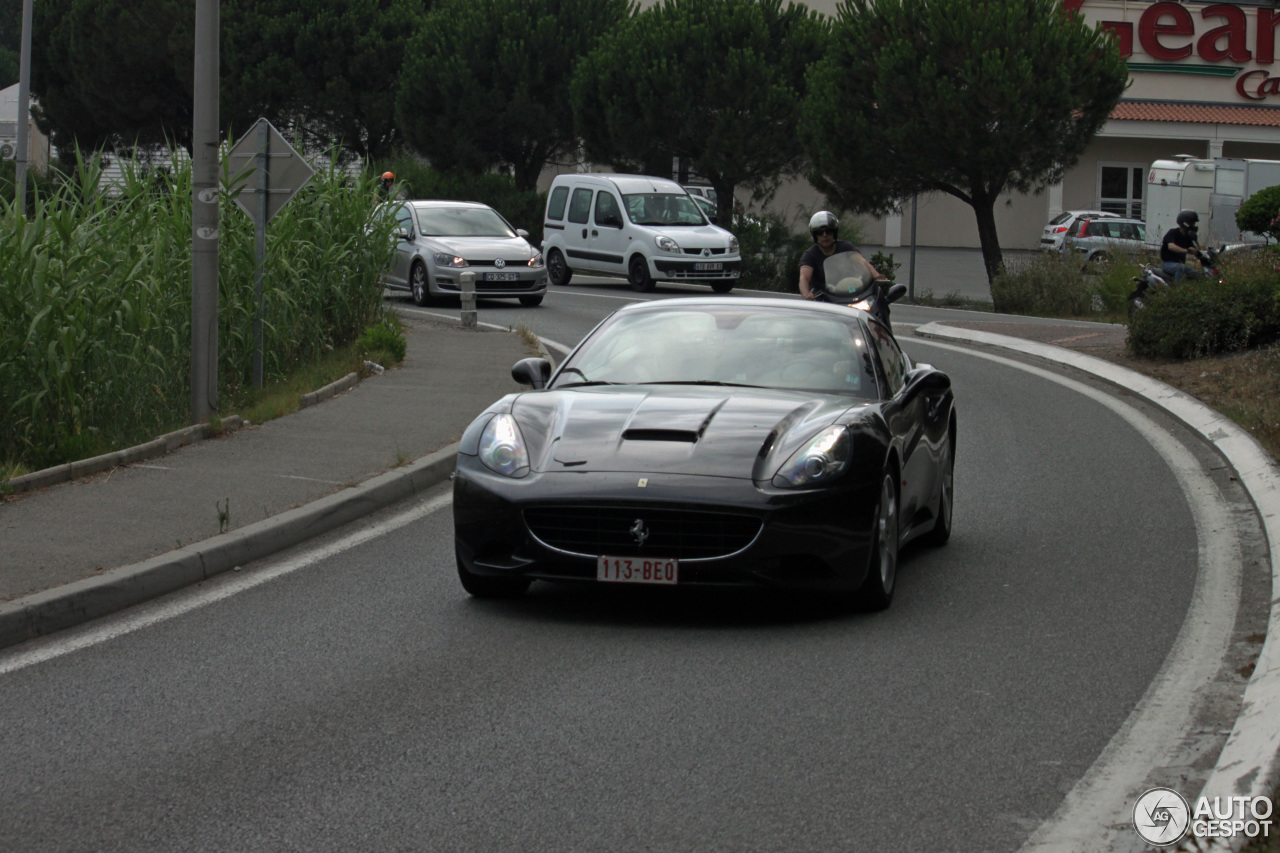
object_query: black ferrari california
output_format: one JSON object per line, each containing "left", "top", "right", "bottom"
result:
{"left": 452, "top": 297, "right": 955, "bottom": 609}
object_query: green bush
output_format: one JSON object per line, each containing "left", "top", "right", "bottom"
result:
{"left": 991, "top": 252, "right": 1097, "bottom": 316}
{"left": 359, "top": 315, "right": 407, "bottom": 365}
{"left": 1127, "top": 263, "right": 1280, "bottom": 359}
{"left": 734, "top": 211, "right": 811, "bottom": 292}
{"left": 1236, "top": 185, "right": 1280, "bottom": 242}
{"left": 380, "top": 157, "right": 546, "bottom": 246}
{"left": 0, "top": 151, "right": 394, "bottom": 471}
{"left": 868, "top": 250, "right": 902, "bottom": 283}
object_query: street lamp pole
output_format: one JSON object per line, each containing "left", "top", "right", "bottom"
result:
{"left": 15, "top": 0, "right": 33, "bottom": 215}
{"left": 191, "top": 0, "right": 220, "bottom": 423}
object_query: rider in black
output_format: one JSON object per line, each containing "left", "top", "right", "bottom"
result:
{"left": 798, "top": 211, "right": 885, "bottom": 300}
{"left": 1159, "top": 209, "right": 1202, "bottom": 283}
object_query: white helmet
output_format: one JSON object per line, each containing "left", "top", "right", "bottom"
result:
{"left": 809, "top": 210, "right": 839, "bottom": 241}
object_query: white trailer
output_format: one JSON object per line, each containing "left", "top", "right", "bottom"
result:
{"left": 1147, "top": 155, "right": 1280, "bottom": 248}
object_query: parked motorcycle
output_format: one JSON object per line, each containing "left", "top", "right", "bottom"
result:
{"left": 819, "top": 252, "right": 908, "bottom": 333}
{"left": 1127, "top": 246, "right": 1222, "bottom": 322}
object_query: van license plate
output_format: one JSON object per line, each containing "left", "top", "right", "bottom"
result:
{"left": 597, "top": 556, "right": 679, "bottom": 585}
{"left": 693, "top": 262, "right": 722, "bottom": 271}
{"left": 483, "top": 272, "right": 519, "bottom": 281}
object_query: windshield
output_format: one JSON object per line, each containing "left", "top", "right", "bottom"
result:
{"left": 552, "top": 306, "right": 877, "bottom": 397}
{"left": 414, "top": 206, "right": 516, "bottom": 238}
{"left": 623, "top": 193, "right": 707, "bottom": 227}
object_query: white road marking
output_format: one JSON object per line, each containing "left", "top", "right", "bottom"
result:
{"left": 131, "top": 464, "right": 173, "bottom": 471}
{"left": 910, "top": 337, "right": 1242, "bottom": 853}
{"left": 277, "top": 474, "right": 347, "bottom": 485}
{"left": 0, "top": 493, "right": 453, "bottom": 676}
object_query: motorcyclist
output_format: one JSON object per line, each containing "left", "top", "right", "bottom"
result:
{"left": 798, "top": 211, "right": 886, "bottom": 300}
{"left": 378, "top": 171, "right": 397, "bottom": 200}
{"left": 1159, "top": 209, "right": 1205, "bottom": 283}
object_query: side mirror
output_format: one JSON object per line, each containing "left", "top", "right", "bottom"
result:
{"left": 885, "top": 283, "right": 908, "bottom": 304}
{"left": 516, "top": 228, "right": 530, "bottom": 239}
{"left": 511, "top": 357, "right": 552, "bottom": 390}
{"left": 393, "top": 225, "right": 411, "bottom": 240}
{"left": 904, "top": 367, "right": 951, "bottom": 397}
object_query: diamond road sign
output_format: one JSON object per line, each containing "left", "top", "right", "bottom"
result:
{"left": 225, "top": 118, "right": 315, "bottom": 225}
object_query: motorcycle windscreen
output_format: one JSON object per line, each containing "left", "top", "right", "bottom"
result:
{"left": 823, "top": 252, "right": 871, "bottom": 296}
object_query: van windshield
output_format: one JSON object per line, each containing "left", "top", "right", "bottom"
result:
{"left": 623, "top": 193, "right": 707, "bottom": 227}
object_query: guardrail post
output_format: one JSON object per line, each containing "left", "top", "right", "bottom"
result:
{"left": 460, "top": 271, "right": 477, "bottom": 329}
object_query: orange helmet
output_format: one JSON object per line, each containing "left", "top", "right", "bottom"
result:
{"left": 381, "top": 171, "right": 395, "bottom": 182}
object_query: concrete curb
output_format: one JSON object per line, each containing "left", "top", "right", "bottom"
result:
{"left": 0, "top": 443, "right": 458, "bottom": 650}
{"left": 300, "top": 371, "right": 359, "bottom": 408}
{"left": 3, "top": 416, "right": 246, "bottom": 496}
{"left": 914, "top": 322, "right": 1280, "bottom": 824}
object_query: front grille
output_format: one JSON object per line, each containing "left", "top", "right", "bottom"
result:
{"left": 524, "top": 506, "right": 761, "bottom": 560}
{"left": 465, "top": 259, "right": 528, "bottom": 267}
{"left": 682, "top": 248, "right": 727, "bottom": 255}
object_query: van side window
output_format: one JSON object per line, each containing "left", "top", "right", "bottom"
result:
{"left": 594, "top": 192, "right": 623, "bottom": 228}
{"left": 568, "top": 188, "right": 593, "bottom": 225}
{"left": 547, "top": 186, "right": 569, "bottom": 221}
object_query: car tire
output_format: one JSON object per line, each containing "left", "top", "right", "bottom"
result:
{"left": 456, "top": 545, "right": 531, "bottom": 599}
{"left": 710, "top": 279, "right": 734, "bottom": 294}
{"left": 923, "top": 428, "right": 955, "bottom": 547}
{"left": 410, "top": 260, "right": 430, "bottom": 306}
{"left": 628, "top": 255, "right": 656, "bottom": 292}
{"left": 519, "top": 294, "right": 544, "bottom": 307}
{"left": 547, "top": 249, "right": 572, "bottom": 287}
{"left": 858, "top": 469, "right": 899, "bottom": 611}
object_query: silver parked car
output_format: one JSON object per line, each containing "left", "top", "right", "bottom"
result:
{"left": 1040, "top": 209, "right": 1120, "bottom": 252}
{"left": 1061, "top": 216, "right": 1150, "bottom": 264}
{"left": 383, "top": 201, "right": 548, "bottom": 307}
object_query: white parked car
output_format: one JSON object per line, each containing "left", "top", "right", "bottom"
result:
{"left": 542, "top": 174, "right": 741, "bottom": 293}
{"left": 1040, "top": 210, "right": 1121, "bottom": 252}
{"left": 382, "top": 200, "right": 547, "bottom": 307}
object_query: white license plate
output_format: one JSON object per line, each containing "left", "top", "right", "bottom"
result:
{"left": 597, "top": 555, "right": 679, "bottom": 585}
{"left": 483, "top": 272, "right": 520, "bottom": 281}
{"left": 693, "top": 262, "right": 722, "bottom": 271}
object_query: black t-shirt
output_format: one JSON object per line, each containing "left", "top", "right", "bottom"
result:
{"left": 800, "top": 240, "right": 859, "bottom": 293}
{"left": 1160, "top": 227, "right": 1195, "bottom": 263}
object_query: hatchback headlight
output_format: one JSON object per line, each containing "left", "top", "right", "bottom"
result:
{"left": 729, "top": 237, "right": 739, "bottom": 254}
{"left": 655, "top": 235, "right": 681, "bottom": 253}
{"left": 528, "top": 252, "right": 544, "bottom": 267}
{"left": 772, "top": 425, "right": 851, "bottom": 488}
{"left": 433, "top": 253, "right": 467, "bottom": 268}
{"left": 478, "top": 414, "right": 530, "bottom": 478}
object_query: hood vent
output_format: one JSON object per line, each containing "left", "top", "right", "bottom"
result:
{"left": 622, "top": 428, "right": 699, "bottom": 443}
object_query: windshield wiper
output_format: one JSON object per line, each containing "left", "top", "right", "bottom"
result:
{"left": 556, "top": 380, "right": 622, "bottom": 388}
{"left": 637, "top": 380, "right": 767, "bottom": 388}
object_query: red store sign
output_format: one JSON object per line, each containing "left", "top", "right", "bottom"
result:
{"left": 1066, "top": 0, "right": 1280, "bottom": 101}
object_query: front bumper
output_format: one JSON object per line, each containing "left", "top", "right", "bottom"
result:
{"left": 433, "top": 270, "right": 548, "bottom": 297}
{"left": 453, "top": 459, "right": 880, "bottom": 592}
{"left": 651, "top": 259, "right": 742, "bottom": 281}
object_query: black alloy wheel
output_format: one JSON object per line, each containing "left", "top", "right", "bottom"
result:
{"left": 547, "top": 249, "right": 572, "bottom": 287}
{"left": 858, "top": 470, "right": 900, "bottom": 611}
{"left": 924, "top": 428, "right": 955, "bottom": 546}
{"left": 628, "top": 255, "right": 655, "bottom": 292}
{"left": 410, "top": 260, "right": 430, "bottom": 306}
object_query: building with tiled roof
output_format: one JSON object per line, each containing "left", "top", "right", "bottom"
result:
{"left": 767, "top": 0, "right": 1280, "bottom": 250}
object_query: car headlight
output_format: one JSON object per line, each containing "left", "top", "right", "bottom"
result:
{"left": 478, "top": 414, "right": 530, "bottom": 478}
{"left": 729, "top": 237, "right": 739, "bottom": 254}
{"left": 433, "top": 253, "right": 467, "bottom": 268}
{"left": 655, "top": 235, "right": 681, "bottom": 253}
{"left": 772, "top": 425, "right": 851, "bottom": 488}
{"left": 528, "top": 252, "right": 544, "bottom": 267}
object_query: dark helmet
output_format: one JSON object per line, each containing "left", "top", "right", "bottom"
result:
{"left": 809, "top": 210, "right": 839, "bottom": 241}
{"left": 1176, "top": 209, "right": 1199, "bottom": 230}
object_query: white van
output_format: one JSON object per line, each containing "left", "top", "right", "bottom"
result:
{"left": 542, "top": 174, "right": 741, "bottom": 293}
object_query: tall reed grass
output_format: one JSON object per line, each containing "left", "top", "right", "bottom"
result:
{"left": 0, "top": 151, "right": 394, "bottom": 470}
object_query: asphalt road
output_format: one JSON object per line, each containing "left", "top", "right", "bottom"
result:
{"left": 0, "top": 276, "right": 1262, "bottom": 852}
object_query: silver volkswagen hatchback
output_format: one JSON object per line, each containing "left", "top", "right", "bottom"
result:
{"left": 383, "top": 201, "right": 548, "bottom": 307}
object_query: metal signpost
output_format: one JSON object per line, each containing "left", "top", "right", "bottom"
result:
{"left": 225, "top": 118, "right": 315, "bottom": 388}
{"left": 191, "top": 0, "right": 220, "bottom": 424}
